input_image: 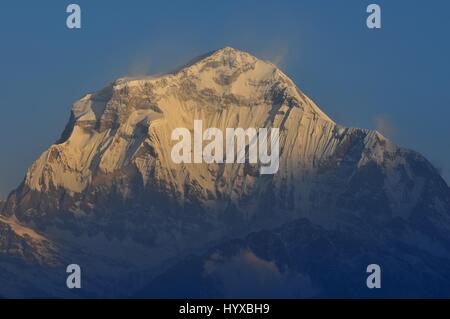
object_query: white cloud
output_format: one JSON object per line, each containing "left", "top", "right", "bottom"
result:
{"left": 374, "top": 114, "right": 396, "bottom": 140}
{"left": 203, "top": 249, "right": 318, "bottom": 298}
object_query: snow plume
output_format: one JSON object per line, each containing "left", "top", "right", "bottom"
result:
{"left": 127, "top": 52, "right": 153, "bottom": 76}
{"left": 259, "top": 46, "right": 289, "bottom": 68}
{"left": 374, "top": 114, "right": 396, "bottom": 140}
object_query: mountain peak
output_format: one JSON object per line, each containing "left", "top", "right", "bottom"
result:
{"left": 69, "top": 47, "right": 334, "bottom": 138}
{"left": 14, "top": 48, "right": 344, "bottom": 199}
{"left": 216, "top": 46, "right": 240, "bottom": 52}
{"left": 210, "top": 46, "right": 256, "bottom": 59}
{"left": 170, "top": 46, "right": 262, "bottom": 76}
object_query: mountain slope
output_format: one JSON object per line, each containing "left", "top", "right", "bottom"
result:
{"left": 138, "top": 218, "right": 450, "bottom": 298}
{"left": 1, "top": 47, "right": 450, "bottom": 297}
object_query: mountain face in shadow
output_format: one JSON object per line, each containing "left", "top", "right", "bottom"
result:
{"left": 137, "top": 218, "right": 450, "bottom": 298}
{"left": 1, "top": 47, "right": 449, "bottom": 297}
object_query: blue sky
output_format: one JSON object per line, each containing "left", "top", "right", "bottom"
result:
{"left": 0, "top": 0, "right": 449, "bottom": 198}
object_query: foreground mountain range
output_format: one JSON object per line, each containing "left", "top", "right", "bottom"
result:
{"left": 1, "top": 47, "right": 449, "bottom": 297}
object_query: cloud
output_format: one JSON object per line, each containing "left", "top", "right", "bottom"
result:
{"left": 126, "top": 52, "right": 153, "bottom": 77}
{"left": 203, "top": 249, "right": 318, "bottom": 298}
{"left": 374, "top": 114, "right": 396, "bottom": 140}
{"left": 260, "top": 46, "right": 289, "bottom": 68}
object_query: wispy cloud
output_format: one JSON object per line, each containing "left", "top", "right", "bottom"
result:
{"left": 204, "top": 249, "right": 318, "bottom": 298}
{"left": 374, "top": 114, "right": 396, "bottom": 140}
{"left": 126, "top": 52, "right": 153, "bottom": 77}
{"left": 259, "top": 46, "right": 289, "bottom": 68}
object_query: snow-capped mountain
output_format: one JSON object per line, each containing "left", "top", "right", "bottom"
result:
{"left": 1, "top": 47, "right": 450, "bottom": 297}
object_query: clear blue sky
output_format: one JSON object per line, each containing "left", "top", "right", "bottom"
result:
{"left": 0, "top": 0, "right": 449, "bottom": 198}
